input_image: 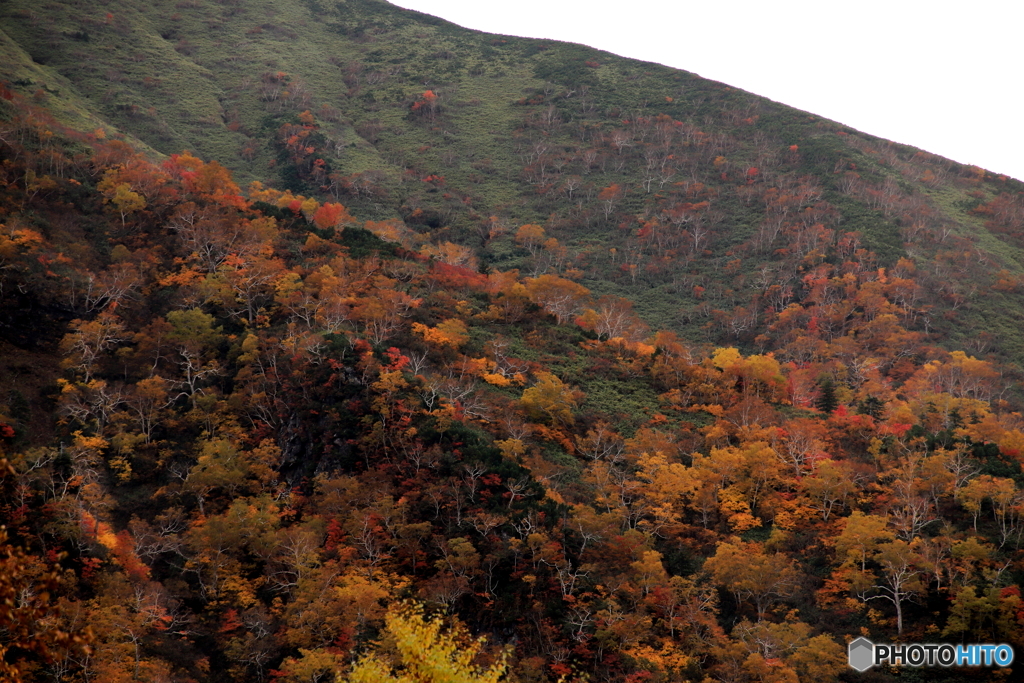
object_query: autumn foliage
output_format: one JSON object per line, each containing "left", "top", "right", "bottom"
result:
{"left": 3, "top": 82, "right": 1024, "bottom": 683}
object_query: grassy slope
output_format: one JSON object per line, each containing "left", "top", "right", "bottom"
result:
{"left": 5, "top": 0, "right": 1024, "bottom": 367}
{"left": 0, "top": 25, "right": 155, "bottom": 150}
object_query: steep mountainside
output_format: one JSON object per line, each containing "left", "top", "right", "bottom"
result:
{"left": 5, "top": 0, "right": 1024, "bottom": 365}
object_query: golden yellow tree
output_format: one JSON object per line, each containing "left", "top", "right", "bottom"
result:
{"left": 520, "top": 372, "right": 581, "bottom": 426}
{"left": 343, "top": 603, "right": 507, "bottom": 683}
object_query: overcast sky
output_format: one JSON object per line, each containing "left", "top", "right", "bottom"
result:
{"left": 390, "top": 0, "right": 1024, "bottom": 181}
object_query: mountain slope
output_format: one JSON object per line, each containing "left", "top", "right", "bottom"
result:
{"left": 4, "top": 0, "right": 1024, "bottom": 368}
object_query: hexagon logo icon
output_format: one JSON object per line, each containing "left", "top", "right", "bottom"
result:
{"left": 848, "top": 637, "right": 874, "bottom": 672}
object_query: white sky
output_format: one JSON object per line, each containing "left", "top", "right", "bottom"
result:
{"left": 390, "top": 0, "right": 1024, "bottom": 181}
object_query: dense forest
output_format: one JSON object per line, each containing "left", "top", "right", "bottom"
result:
{"left": 3, "top": 1, "right": 1024, "bottom": 682}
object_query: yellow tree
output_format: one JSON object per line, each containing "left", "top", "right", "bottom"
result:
{"left": 524, "top": 274, "right": 589, "bottom": 324}
{"left": 343, "top": 603, "right": 507, "bottom": 683}
{"left": 834, "top": 511, "right": 893, "bottom": 573}
{"left": 577, "top": 295, "right": 649, "bottom": 341}
{"left": 800, "top": 459, "right": 857, "bottom": 521}
{"left": 705, "top": 541, "right": 799, "bottom": 620}
{"left": 514, "top": 224, "right": 546, "bottom": 256}
{"left": 352, "top": 288, "right": 421, "bottom": 345}
{"left": 520, "top": 372, "right": 581, "bottom": 426}
{"left": 105, "top": 183, "right": 146, "bottom": 226}
{"left": 730, "top": 619, "right": 845, "bottom": 683}
{"left": 420, "top": 242, "right": 479, "bottom": 270}
{"left": 412, "top": 319, "right": 470, "bottom": 351}
{"left": 869, "top": 540, "right": 926, "bottom": 634}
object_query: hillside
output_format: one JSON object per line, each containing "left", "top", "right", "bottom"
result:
{"left": 2, "top": 2, "right": 1024, "bottom": 682}
{"left": 5, "top": 0, "right": 1024, "bottom": 364}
